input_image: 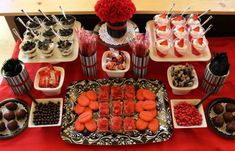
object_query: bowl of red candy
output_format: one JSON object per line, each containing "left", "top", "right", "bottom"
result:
{"left": 34, "top": 65, "right": 65, "bottom": 96}
{"left": 102, "top": 50, "right": 130, "bottom": 78}
{"left": 170, "top": 99, "right": 207, "bottom": 128}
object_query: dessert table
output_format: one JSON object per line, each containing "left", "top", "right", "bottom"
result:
{"left": 0, "top": 36, "right": 234, "bottom": 150}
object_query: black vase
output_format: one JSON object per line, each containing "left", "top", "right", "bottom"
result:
{"left": 107, "top": 21, "right": 127, "bottom": 38}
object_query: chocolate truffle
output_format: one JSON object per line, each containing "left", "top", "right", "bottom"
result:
{"left": 0, "top": 121, "right": 6, "bottom": 131}
{"left": 213, "top": 103, "right": 224, "bottom": 114}
{"left": 5, "top": 102, "right": 17, "bottom": 111}
{"left": 0, "top": 111, "right": 2, "bottom": 120}
{"left": 16, "top": 109, "right": 27, "bottom": 120}
{"left": 226, "top": 103, "right": 235, "bottom": 112}
{"left": 3, "top": 111, "right": 15, "bottom": 121}
{"left": 212, "top": 116, "right": 224, "bottom": 127}
{"left": 7, "top": 120, "right": 18, "bottom": 131}
{"left": 226, "top": 122, "right": 235, "bottom": 133}
{"left": 223, "top": 112, "right": 233, "bottom": 123}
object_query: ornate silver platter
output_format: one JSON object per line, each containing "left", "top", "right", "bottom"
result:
{"left": 61, "top": 78, "right": 173, "bottom": 145}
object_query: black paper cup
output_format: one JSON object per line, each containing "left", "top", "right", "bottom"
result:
{"left": 201, "top": 63, "right": 230, "bottom": 93}
{"left": 79, "top": 52, "right": 97, "bottom": 77}
{"left": 132, "top": 52, "right": 149, "bottom": 78}
{"left": 1, "top": 60, "right": 33, "bottom": 95}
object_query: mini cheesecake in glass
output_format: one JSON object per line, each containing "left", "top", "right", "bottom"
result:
{"left": 191, "top": 37, "right": 208, "bottom": 56}
{"left": 189, "top": 26, "right": 204, "bottom": 40}
{"left": 173, "top": 26, "right": 189, "bottom": 39}
{"left": 58, "top": 28, "right": 74, "bottom": 40}
{"left": 174, "top": 38, "right": 190, "bottom": 57}
{"left": 170, "top": 15, "right": 186, "bottom": 28}
{"left": 23, "top": 29, "right": 39, "bottom": 41}
{"left": 21, "top": 40, "right": 37, "bottom": 58}
{"left": 42, "top": 28, "right": 56, "bottom": 40}
{"left": 155, "top": 38, "right": 172, "bottom": 57}
{"left": 187, "top": 14, "right": 201, "bottom": 28}
{"left": 43, "top": 17, "right": 57, "bottom": 29}
{"left": 57, "top": 40, "right": 73, "bottom": 56}
{"left": 60, "top": 15, "right": 76, "bottom": 28}
{"left": 26, "top": 19, "right": 41, "bottom": 30}
{"left": 155, "top": 25, "right": 172, "bottom": 39}
{"left": 153, "top": 13, "right": 170, "bottom": 27}
{"left": 37, "top": 39, "right": 55, "bottom": 58}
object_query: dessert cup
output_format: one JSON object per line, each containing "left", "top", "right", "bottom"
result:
{"left": 154, "top": 13, "right": 170, "bottom": 27}
{"left": 60, "top": 15, "right": 76, "bottom": 28}
{"left": 43, "top": 17, "right": 57, "bottom": 29}
{"left": 58, "top": 28, "right": 74, "bottom": 40}
{"left": 190, "top": 26, "right": 205, "bottom": 40}
{"left": 155, "top": 25, "right": 172, "bottom": 39}
{"left": 57, "top": 40, "right": 73, "bottom": 56}
{"left": 20, "top": 40, "right": 37, "bottom": 58}
{"left": 173, "top": 26, "right": 189, "bottom": 39}
{"left": 37, "top": 39, "right": 55, "bottom": 58}
{"left": 155, "top": 38, "right": 172, "bottom": 57}
{"left": 186, "top": 14, "right": 201, "bottom": 27}
{"left": 174, "top": 38, "right": 190, "bottom": 57}
{"left": 191, "top": 38, "right": 208, "bottom": 56}
{"left": 170, "top": 15, "right": 186, "bottom": 28}
{"left": 42, "top": 28, "right": 56, "bottom": 39}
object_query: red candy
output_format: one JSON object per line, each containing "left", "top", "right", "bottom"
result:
{"left": 174, "top": 102, "right": 202, "bottom": 126}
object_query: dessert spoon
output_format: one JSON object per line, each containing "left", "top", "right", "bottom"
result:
{"left": 38, "top": 9, "right": 51, "bottom": 21}
{"left": 21, "top": 9, "right": 35, "bottom": 22}
{"left": 59, "top": 6, "right": 67, "bottom": 19}
{"left": 12, "top": 28, "right": 22, "bottom": 41}
{"left": 195, "top": 88, "right": 216, "bottom": 108}
{"left": 198, "top": 9, "right": 211, "bottom": 18}
{"left": 201, "top": 16, "right": 213, "bottom": 26}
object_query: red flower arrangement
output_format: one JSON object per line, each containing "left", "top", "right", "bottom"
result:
{"left": 95, "top": 0, "right": 136, "bottom": 23}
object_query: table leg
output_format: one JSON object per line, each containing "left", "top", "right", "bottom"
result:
{"left": 4, "top": 16, "right": 19, "bottom": 42}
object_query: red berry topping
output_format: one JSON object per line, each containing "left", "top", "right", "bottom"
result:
{"left": 193, "top": 26, "right": 200, "bottom": 32}
{"left": 177, "top": 39, "right": 184, "bottom": 47}
{"left": 197, "top": 38, "right": 203, "bottom": 45}
{"left": 173, "top": 16, "right": 183, "bottom": 21}
{"left": 192, "top": 15, "right": 198, "bottom": 20}
{"left": 178, "top": 26, "right": 185, "bottom": 32}
{"left": 160, "top": 13, "right": 167, "bottom": 19}
{"left": 158, "top": 26, "right": 167, "bottom": 31}
{"left": 160, "top": 40, "right": 168, "bottom": 46}
{"left": 174, "top": 102, "right": 202, "bottom": 126}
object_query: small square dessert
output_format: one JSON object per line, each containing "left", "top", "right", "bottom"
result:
{"left": 124, "top": 85, "right": 135, "bottom": 99}
{"left": 99, "top": 102, "right": 110, "bottom": 117}
{"left": 111, "top": 86, "right": 123, "bottom": 100}
{"left": 111, "top": 116, "right": 122, "bottom": 133}
{"left": 124, "top": 100, "right": 135, "bottom": 116}
{"left": 99, "top": 86, "right": 110, "bottom": 102}
{"left": 97, "top": 117, "right": 109, "bottom": 132}
{"left": 124, "top": 117, "right": 135, "bottom": 131}
{"left": 112, "top": 100, "right": 122, "bottom": 116}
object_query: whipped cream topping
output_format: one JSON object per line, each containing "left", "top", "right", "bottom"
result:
{"left": 174, "top": 39, "right": 189, "bottom": 54}
{"left": 156, "top": 27, "right": 172, "bottom": 38}
{"left": 192, "top": 38, "right": 207, "bottom": 52}
{"left": 154, "top": 14, "right": 169, "bottom": 26}
{"left": 171, "top": 17, "right": 186, "bottom": 27}
{"left": 156, "top": 39, "right": 172, "bottom": 54}
{"left": 174, "top": 27, "right": 188, "bottom": 39}
{"left": 187, "top": 19, "right": 201, "bottom": 27}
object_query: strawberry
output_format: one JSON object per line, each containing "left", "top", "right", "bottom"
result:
{"left": 197, "top": 38, "right": 203, "bottom": 45}
{"left": 177, "top": 39, "right": 184, "bottom": 47}
{"left": 178, "top": 26, "right": 185, "bottom": 32}
{"left": 192, "top": 15, "right": 198, "bottom": 20}
{"left": 173, "top": 16, "right": 182, "bottom": 21}
{"left": 160, "top": 40, "right": 168, "bottom": 46}
{"left": 193, "top": 26, "right": 200, "bottom": 32}
{"left": 158, "top": 26, "right": 166, "bottom": 31}
{"left": 159, "top": 13, "right": 167, "bottom": 19}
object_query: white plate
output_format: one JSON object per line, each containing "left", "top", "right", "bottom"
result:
{"left": 146, "top": 20, "right": 211, "bottom": 62}
{"left": 170, "top": 99, "right": 207, "bottom": 129}
{"left": 18, "top": 21, "right": 81, "bottom": 63}
{"left": 28, "top": 98, "right": 63, "bottom": 128}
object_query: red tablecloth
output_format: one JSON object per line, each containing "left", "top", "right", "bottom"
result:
{"left": 0, "top": 37, "right": 235, "bottom": 151}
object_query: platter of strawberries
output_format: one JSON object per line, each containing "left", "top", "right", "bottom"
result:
{"left": 61, "top": 78, "right": 173, "bottom": 145}
{"left": 146, "top": 13, "right": 212, "bottom": 62}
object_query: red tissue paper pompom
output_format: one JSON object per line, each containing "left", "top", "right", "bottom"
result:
{"left": 95, "top": 0, "right": 136, "bottom": 23}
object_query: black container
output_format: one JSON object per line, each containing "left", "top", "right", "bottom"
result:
{"left": 107, "top": 21, "right": 127, "bottom": 38}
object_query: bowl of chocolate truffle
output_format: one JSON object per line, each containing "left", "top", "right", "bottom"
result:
{"left": 0, "top": 98, "right": 29, "bottom": 139}
{"left": 206, "top": 98, "right": 235, "bottom": 138}
{"left": 28, "top": 98, "right": 63, "bottom": 128}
